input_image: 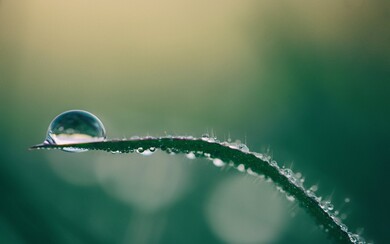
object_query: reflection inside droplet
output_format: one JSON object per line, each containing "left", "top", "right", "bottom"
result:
{"left": 45, "top": 110, "right": 106, "bottom": 152}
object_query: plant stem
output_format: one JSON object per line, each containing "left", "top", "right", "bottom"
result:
{"left": 30, "top": 136, "right": 359, "bottom": 243}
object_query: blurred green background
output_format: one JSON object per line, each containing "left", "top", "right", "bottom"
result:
{"left": 0, "top": 1, "right": 389, "bottom": 243}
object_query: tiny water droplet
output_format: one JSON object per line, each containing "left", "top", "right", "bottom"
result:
{"left": 345, "top": 198, "right": 351, "bottom": 203}
{"left": 281, "top": 168, "right": 293, "bottom": 178}
{"left": 276, "top": 186, "right": 285, "bottom": 193}
{"left": 137, "top": 147, "right": 144, "bottom": 153}
{"left": 228, "top": 142, "right": 239, "bottom": 150}
{"left": 238, "top": 144, "right": 249, "bottom": 152}
{"left": 201, "top": 134, "right": 210, "bottom": 140}
{"left": 286, "top": 195, "right": 295, "bottom": 202}
{"left": 320, "top": 201, "right": 334, "bottom": 212}
{"left": 309, "top": 185, "right": 318, "bottom": 192}
{"left": 141, "top": 149, "right": 155, "bottom": 156}
{"left": 246, "top": 168, "right": 257, "bottom": 176}
{"left": 270, "top": 160, "right": 278, "bottom": 166}
{"left": 186, "top": 152, "right": 196, "bottom": 159}
{"left": 237, "top": 164, "right": 245, "bottom": 172}
{"left": 212, "top": 158, "right": 225, "bottom": 167}
{"left": 253, "top": 152, "right": 265, "bottom": 160}
{"left": 331, "top": 215, "right": 341, "bottom": 225}
{"left": 348, "top": 233, "right": 365, "bottom": 243}
{"left": 306, "top": 190, "right": 315, "bottom": 198}
{"left": 45, "top": 110, "right": 106, "bottom": 152}
{"left": 340, "top": 224, "right": 348, "bottom": 232}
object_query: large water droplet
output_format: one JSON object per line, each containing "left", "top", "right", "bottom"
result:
{"left": 45, "top": 110, "right": 106, "bottom": 152}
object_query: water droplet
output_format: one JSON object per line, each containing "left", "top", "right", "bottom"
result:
{"left": 45, "top": 110, "right": 106, "bottom": 152}
{"left": 137, "top": 147, "right": 144, "bottom": 153}
{"left": 320, "top": 201, "right": 334, "bottom": 212}
{"left": 276, "top": 186, "right": 285, "bottom": 193}
{"left": 348, "top": 233, "right": 364, "bottom": 243}
{"left": 228, "top": 143, "right": 240, "bottom": 150}
{"left": 339, "top": 224, "right": 348, "bottom": 232}
{"left": 246, "top": 168, "right": 257, "bottom": 176}
{"left": 332, "top": 215, "right": 341, "bottom": 225}
{"left": 281, "top": 168, "right": 293, "bottom": 178}
{"left": 185, "top": 152, "right": 196, "bottom": 159}
{"left": 309, "top": 185, "right": 318, "bottom": 192}
{"left": 213, "top": 158, "right": 225, "bottom": 167}
{"left": 141, "top": 148, "right": 156, "bottom": 156}
{"left": 238, "top": 144, "right": 249, "bottom": 152}
{"left": 237, "top": 164, "right": 245, "bottom": 172}
{"left": 286, "top": 195, "right": 295, "bottom": 202}
{"left": 253, "top": 152, "right": 265, "bottom": 160}
{"left": 306, "top": 190, "right": 315, "bottom": 198}
{"left": 201, "top": 133, "right": 210, "bottom": 140}
{"left": 345, "top": 198, "right": 351, "bottom": 203}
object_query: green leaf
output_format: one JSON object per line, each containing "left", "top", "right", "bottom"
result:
{"left": 30, "top": 136, "right": 362, "bottom": 243}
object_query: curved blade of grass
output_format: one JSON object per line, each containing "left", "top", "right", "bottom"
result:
{"left": 30, "top": 136, "right": 364, "bottom": 243}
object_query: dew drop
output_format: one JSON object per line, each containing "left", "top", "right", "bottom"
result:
{"left": 306, "top": 190, "right": 315, "bottom": 198}
{"left": 213, "top": 158, "right": 226, "bottom": 167}
{"left": 253, "top": 152, "right": 265, "bottom": 160}
{"left": 238, "top": 144, "right": 249, "bottom": 153}
{"left": 320, "top": 201, "right": 334, "bottom": 212}
{"left": 340, "top": 224, "right": 348, "bottom": 232}
{"left": 141, "top": 149, "right": 156, "bottom": 156}
{"left": 281, "top": 168, "right": 293, "bottom": 178}
{"left": 270, "top": 160, "right": 278, "bottom": 166}
{"left": 345, "top": 198, "right": 351, "bottom": 203}
{"left": 309, "top": 185, "right": 318, "bottom": 192}
{"left": 348, "top": 233, "right": 365, "bottom": 243}
{"left": 286, "top": 195, "right": 295, "bottom": 202}
{"left": 186, "top": 152, "right": 196, "bottom": 159}
{"left": 201, "top": 133, "right": 210, "bottom": 140}
{"left": 237, "top": 164, "right": 245, "bottom": 172}
{"left": 202, "top": 153, "right": 210, "bottom": 158}
{"left": 45, "top": 110, "right": 106, "bottom": 152}
{"left": 246, "top": 168, "right": 258, "bottom": 176}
